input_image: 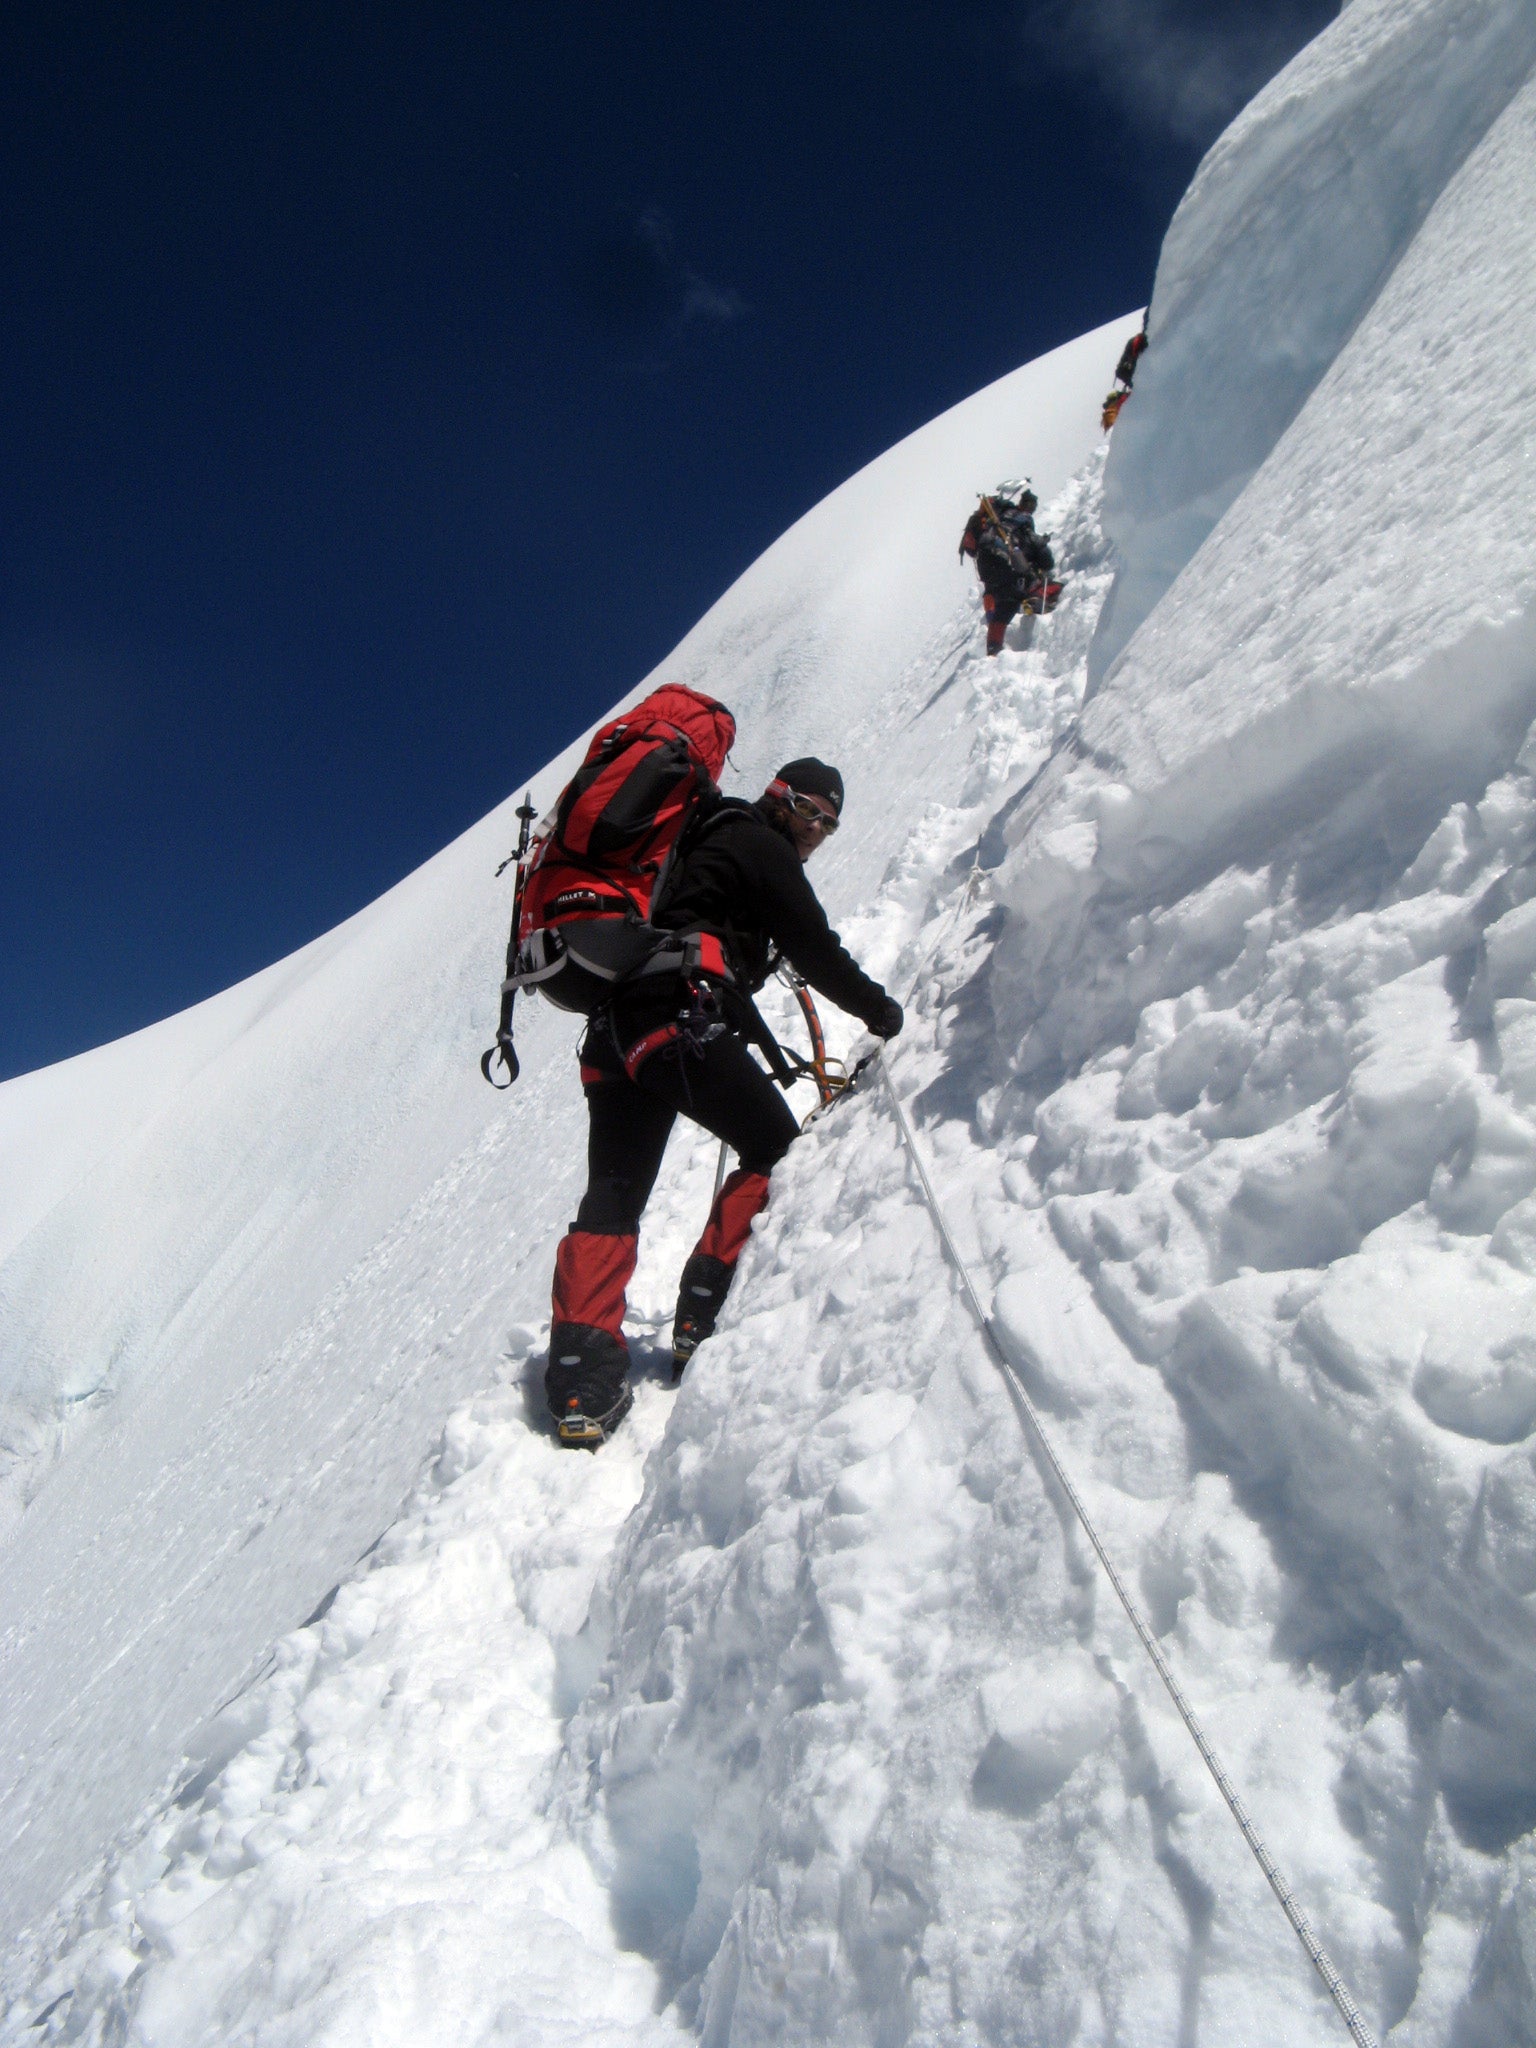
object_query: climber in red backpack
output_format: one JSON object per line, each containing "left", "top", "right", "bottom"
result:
{"left": 541, "top": 746, "right": 901, "bottom": 1445}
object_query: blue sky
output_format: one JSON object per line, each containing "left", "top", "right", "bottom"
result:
{"left": 0, "top": 1, "right": 1334, "bottom": 1080}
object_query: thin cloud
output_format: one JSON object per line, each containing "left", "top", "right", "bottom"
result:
{"left": 570, "top": 205, "right": 746, "bottom": 361}
{"left": 679, "top": 275, "right": 747, "bottom": 329}
{"left": 1020, "top": 0, "right": 1339, "bottom": 145}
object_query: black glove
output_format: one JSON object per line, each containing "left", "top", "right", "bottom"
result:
{"left": 870, "top": 996, "right": 904, "bottom": 1040}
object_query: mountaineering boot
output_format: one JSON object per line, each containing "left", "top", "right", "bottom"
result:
{"left": 546, "top": 1228, "right": 638, "bottom": 1445}
{"left": 546, "top": 1322, "right": 633, "bottom": 1449}
{"left": 671, "top": 1253, "right": 734, "bottom": 1377}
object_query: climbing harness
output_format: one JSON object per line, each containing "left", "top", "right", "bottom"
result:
{"left": 618, "top": 978, "right": 728, "bottom": 1086}
{"left": 873, "top": 1042, "right": 1381, "bottom": 2048}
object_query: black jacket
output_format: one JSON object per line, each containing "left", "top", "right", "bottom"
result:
{"left": 657, "top": 796, "right": 891, "bottom": 1028}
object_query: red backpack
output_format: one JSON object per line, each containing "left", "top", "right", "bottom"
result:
{"left": 509, "top": 684, "right": 736, "bottom": 1015}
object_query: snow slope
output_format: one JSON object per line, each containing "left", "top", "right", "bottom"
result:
{"left": 0, "top": 320, "right": 1123, "bottom": 1974}
{"left": 8, "top": 0, "right": 1536, "bottom": 2036}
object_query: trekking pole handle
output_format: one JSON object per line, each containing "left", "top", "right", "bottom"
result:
{"left": 495, "top": 793, "right": 540, "bottom": 876}
{"left": 480, "top": 1032, "right": 520, "bottom": 1089}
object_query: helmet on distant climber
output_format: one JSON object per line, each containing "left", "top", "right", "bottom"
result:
{"left": 994, "top": 479, "right": 1038, "bottom": 516}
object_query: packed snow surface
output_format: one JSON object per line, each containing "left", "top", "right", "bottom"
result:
{"left": 0, "top": 323, "right": 1121, "bottom": 2014}
{"left": 7, "top": 0, "right": 1536, "bottom": 2037}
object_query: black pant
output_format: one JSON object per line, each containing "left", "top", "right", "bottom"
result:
{"left": 544, "top": 1013, "right": 800, "bottom": 1412}
{"left": 576, "top": 1019, "right": 799, "bottom": 1235}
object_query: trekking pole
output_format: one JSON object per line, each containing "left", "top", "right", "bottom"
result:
{"left": 480, "top": 793, "right": 540, "bottom": 1089}
{"left": 713, "top": 1140, "right": 730, "bottom": 1198}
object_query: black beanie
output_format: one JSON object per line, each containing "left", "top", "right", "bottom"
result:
{"left": 775, "top": 757, "right": 844, "bottom": 815}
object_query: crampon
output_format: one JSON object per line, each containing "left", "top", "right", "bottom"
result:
{"left": 555, "top": 1384, "right": 634, "bottom": 1451}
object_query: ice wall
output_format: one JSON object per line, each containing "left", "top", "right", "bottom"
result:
{"left": 1089, "top": 0, "right": 1536, "bottom": 691}
{"left": 961, "top": 36, "right": 1536, "bottom": 2041}
{"left": 1000, "top": 56, "right": 1536, "bottom": 1080}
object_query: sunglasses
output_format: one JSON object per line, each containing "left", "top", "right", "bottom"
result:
{"left": 785, "top": 790, "right": 839, "bottom": 832}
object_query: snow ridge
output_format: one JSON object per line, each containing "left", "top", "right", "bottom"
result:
{"left": 549, "top": 462, "right": 1442, "bottom": 2045}
{"left": 554, "top": 467, "right": 1114, "bottom": 2048}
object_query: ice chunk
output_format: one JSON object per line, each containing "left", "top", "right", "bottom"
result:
{"left": 972, "top": 1650, "right": 1119, "bottom": 1816}
{"left": 1492, "top": 1194, "right": 1536, "bottom": 1276}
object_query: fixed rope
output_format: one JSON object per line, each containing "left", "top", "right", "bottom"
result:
{"left": 900, "top": 851, "right": 983, "bottom": 1010}
{"left": 875, "top": 1050, "right": 1381, "bottom": 2048}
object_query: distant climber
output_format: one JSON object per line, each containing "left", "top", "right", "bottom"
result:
{"left": 545, "top": 757, "right": 902, "bottom": 1447}
{"left": 1102, "top": 319, "right": 1148, "bottom": 430}
{"left": 960, "top": 483, "right": 1060, "bottom": 655}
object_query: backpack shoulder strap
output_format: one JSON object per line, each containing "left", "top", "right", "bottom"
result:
{"left": 646, "top": 793, "right": 751, "bottom": 921}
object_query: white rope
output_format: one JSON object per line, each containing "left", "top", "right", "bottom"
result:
{"left": 875, "top": 1052, "right": 1381, "bottom": 2048}
{"left": 900, "top": 852, "right": 983, "bottom": 1010}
